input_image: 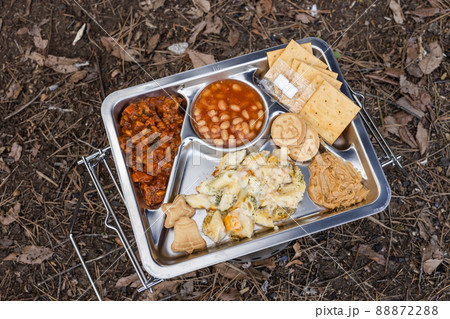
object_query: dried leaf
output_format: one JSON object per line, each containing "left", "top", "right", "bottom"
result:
{"left": 406, "top": 38, "right": 419, "bottom": 64}
{"left": 101, "top": 37, "right": 142, "bottom": 62}
{"left": 0, "top": 238, "right": 13, "bottom": 249}
{"left": 416, "top": 122, "right": 429, "bottom": 155}
{"left": 29, "top": 25, "right": 48, "bottom": 50}
{"left": 167, "top": 42, "right": 188, "bottom": 55}
{"left": 115, "top": 273, "right": 140, "bottom": 288}
{"left": 147, "top": 34, "right": 160, "bottom": 54}
{"left": 27, "top": 52, "right": 81, "bottom": 74}
{"left": 192, "top": 0, "right": 210, "bottom": 13}
{"left": 286, "top": 259, "right": 304, "bottom": 268}
{"left": 16, "top": 27, "right": 30, "bottom": 35}
{"left": 292, "top": 241, "right": 302, "bottom": 260}
{"left": 31, "top": 143, "right": 40, "bottom": 157}
{"left": 422, "top": 235, "right": 445, "bottom": 275}
{"left": 9, "top": 143, "right": 22, "bottom": 162}
{"left": 214, "top": 263, "right": 246, "bottom": 280}
{"left": 72, "top": 23, "right": 86, "bottom": 46}
{"left": 256, "top": 0, "right": 274, "bottom": 18}
{"left": 418, "top": 41, "right": 443, "bottom": 75}
{"left": 399, "top": 127, "right": 418, "bottom": 149}
{"left": 423, "top": 259, "right": 443, "bottom": 274}
{"left": 4, "top": 81, "right": 21, "bottom": 100}
{"left": 68, "top": 70, "right": 88, "bottom": 84}
{"left": 358, "top": 244, "right": 386, "bottom": 265}
{"left": 0, "top": 203, "right": 20, "bottom": 226}
{"left": 296, "top": 13, "right": 315, "bottom": 24}
{"left": 139, "top": 0, "right": 166, "bottom": 11}
{"left": 228, "top": 26, "right": 240, "bottom": 48}
{"left": 3, "top": 245, "right": 53, "bottom": 264}
{"left": 389, "top": 0, "right": 405, "bottom": 24}
{"left": 417, "top": 211, "right": 434, "bottom": 241}
{"left": 25, "top": 0, "right": 32, "bottom": 16}
{"left": 399, "top": 75, "right": 419, "bottom": 97}
{"left": 0, "top": 158, "right": 11, "bottom": 174}
{"left": 252, "top": 258, "right": 276, "bottom": 270}
{"left": 187, "top": 49, "right": 215, "bottom": 68}
{"left": 204, "top": 13, "right": 223, "bottom": 35}
{"left": 218, "top": 288, "right": 241, "bottom": 301}
{"left": 408, "top": 7, "right": 440, "bottom": 18}
{"left": 189, "top": 21, "right": 206, "bottom": 44}
{"left": 427, "top": 0, "right": 444, "bottom": 9}
{"left": 139, "top": 281, "right": 181, "bottom": 300}
{"left": 406, "top": 64, "right": 424, "bottom": 78}
{"left": 393, "top": 111, "right": 414, "bottom": 126}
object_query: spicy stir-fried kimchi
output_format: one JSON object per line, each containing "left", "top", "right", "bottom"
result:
{"left": 118, "top": 96, "right": 184, "bottom": 208}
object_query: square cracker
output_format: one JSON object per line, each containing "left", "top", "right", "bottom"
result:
{"left": 293, "top": 58, "right": 339, "bottom": 79}
{"left": 296, "top": 62, "right": 342, "bottom": 90}
{"left": 279, "top": 40, "right": 328, "bottom": 70}
{"left": 299, "top": 81, "right": 360, "bottom": 144}
{"left": 267, "top": 42, "right": 314, "bottom": 67}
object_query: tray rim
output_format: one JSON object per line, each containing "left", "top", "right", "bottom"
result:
{"left": 101, "top": 37, "right": 391, "bottom": 279}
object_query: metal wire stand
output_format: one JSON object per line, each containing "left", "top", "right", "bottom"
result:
{"left": 70, "top": 89, "right": 403, "bottom": 300}
{"left": 70, "top": 147, "right": 162, "bottom": 301}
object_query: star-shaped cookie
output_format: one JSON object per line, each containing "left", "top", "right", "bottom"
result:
{"left": 162, "top": 195, "right": 195, "bottom": 228}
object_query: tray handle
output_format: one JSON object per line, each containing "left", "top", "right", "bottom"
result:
{"left": 344, "top": 81, "right": 407, "bottom": 175}
{"left": 70, "top": 147, "right": 162, "bottom": 300}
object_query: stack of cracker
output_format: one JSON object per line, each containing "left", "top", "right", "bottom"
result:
{"left": 263, "top": 40, "right": 360, "bottom": 145}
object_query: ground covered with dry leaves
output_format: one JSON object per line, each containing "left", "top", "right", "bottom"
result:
{"left": 0, "top": 0, "right": 448, "bottom": 301}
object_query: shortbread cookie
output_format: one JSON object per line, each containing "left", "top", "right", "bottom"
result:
{"left": 162, "top": 195, "right": 195, "bottom": 228}
{"left": 288, "top": 126, "right": 320, "bottom": 162}
{"left": 271, "top": 113, "right": 307, "bottom": 147}
{"left": 171, "top": 217, "right": 206, "bottom": 254}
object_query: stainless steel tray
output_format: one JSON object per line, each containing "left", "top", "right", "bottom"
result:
{"left": 101, "top": 37, "right": 391, "bottom": 279}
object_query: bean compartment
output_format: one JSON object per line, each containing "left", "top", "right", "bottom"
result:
{"left": 191, "top": 79, "right": 266, "bottom": 148}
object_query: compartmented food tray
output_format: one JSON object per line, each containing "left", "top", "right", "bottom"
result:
{"left": 101, "top": 37, "right": 391, "bottom": 279}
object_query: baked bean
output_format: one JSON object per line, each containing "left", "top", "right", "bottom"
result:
{"left": 229, "top": 134, "right": 235, "bottom": 139}
{"left": 220, "top": 121, "right": 230, "bottom": 129}
{"left": 218, "top": 100, "right": 227, "bottom": 111}
{"left": 199, "top": 126, "right": 209, "bottom": 133}
{"left": 211, "top": 125, "right": 219, "bottom": 134}
{"left": 250, "top": 105, "right": 258, "bottom": 111}
{"left": 242, "top": 122, "right": 250, "bottom": 134}
{"left": 242, "top": 110, "right": 249, "bottom": 120}
{"left": 214, "top": 139, "right": 224, "bottom": 146}
{"left": 203, "top": 89, "right": 211, "bottom": 97}
{"left": 203, "top": 132, "right": 211, "bottom": 139}
{"left": 249, "top": 119, "right": 256, "bottom": 128}
{"left": 237, "top": 132, "right": 244, "bottom": 139}
{"left": 256, "top": 101, "right": 263, "bottom": 109}
{"left": 194, "top": 109, "right": 200, "bottom": 116}
{"left": 221, "top": 129, "right": 229, "bottom": 140}
{"left": 257, "top": 110, "right": 264, "bottom": 118}
{"left": 246, "top": 131, "right": 256, "bottom": 139}
{"left": 232, "top": 83, "right": 242, "bottom": 91}
{"left": 212, "top": 116, "right": 219, "bottom": 123}
{"left": 232, "top": 117, "right": 243, "bottom": 125}
{"left": 230, "top": 104, "right": 240, "bottom": 112}
{"left": 220, "top": 114, "right": 230, "bottom": 121}
{"left": 208, "top": 109, "right": 217, "bottom": 117}
{"left": 255, "top": 120, "right": 262, "bottom": 130}
{"left": 197, "top": 120, "right": 206, "bottom": 126}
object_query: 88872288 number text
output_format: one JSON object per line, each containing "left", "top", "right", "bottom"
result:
{"left": 375, "top": 306, "right": 438, "bottom": 316}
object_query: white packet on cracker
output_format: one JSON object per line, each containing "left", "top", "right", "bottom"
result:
{"left": 259, "top": 58, "right": 316, "bottom": 113}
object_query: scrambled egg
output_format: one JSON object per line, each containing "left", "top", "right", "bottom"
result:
{"left": 184, "top": 150, "right": 306, "bottom": 241}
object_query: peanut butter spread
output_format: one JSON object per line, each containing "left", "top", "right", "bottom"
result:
{"left": 308, "top": 152, "right": 369, "bottom": 210}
